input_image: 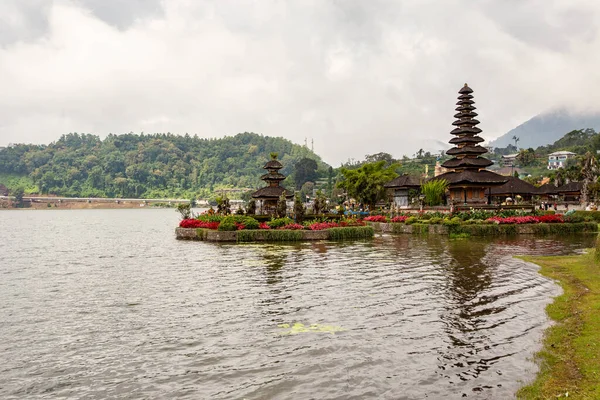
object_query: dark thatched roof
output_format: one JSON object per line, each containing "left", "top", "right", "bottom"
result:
{"left": 263, "top": 160, "right": 283, "bottom": 170}
{"left": 458, "top": 93, "right": 473, "bottom": 100}
{"left": 556, "top": 181, "right": 583, "bottom": 193}
{"left": 384, "top": 174, "right": 421, "bottom": 188}
{"left": 452, "top": 118, "right": 480, "bottom": 126}
{"left": 442, "top": 157, "right": 493, "bottom": 169}
{"left": 459, "top": 84, "right": 473, "bottom": 94}
{"left": 260, "top": 172, "right": 286, "bottom": 181}
{"left": 454, "top": 111, "right": 478, "bottom": 119}
{"left": 449, "top": 136, "right": 485, "bottom": 145}
{"left": 537, "top": 183, "right": 558, "bottom": 194}
{"left": 450, "top": 127, "right": 482, "bottom": 136}
{"left": 489, "top": 176, "right": 538, "bottom": 195}
{"left": 431, "top": 170, "right": 507, "bottom": 185}
{"left": 446, "top": 146, "right": 488, "bottom": 156}
{"left": 251, "top": 186, "right": 294, "bottom": 199}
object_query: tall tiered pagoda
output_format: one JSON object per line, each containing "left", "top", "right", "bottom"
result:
{"left": 433, "top": 84, "right": 506, "bottom": 204}
{"left": 251, "top": 153, "right": 294, "bottom": 214}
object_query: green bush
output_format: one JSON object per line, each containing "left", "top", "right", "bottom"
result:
{"left": 217, "top": 222, "right": 237, "bottom": 231}
{"left": 218, "top": 215, "right": 260, "bottom": 230}
{"left": 268, "top": 217, "right": 294, "bottom": 228}
{"left": 429, "top": 217, "right": 442, "bottom": 224}
{"left": 411, "top": 224, "right": 429, "bottom": 234}
{"left": 405, "top": 216, "right": 417, "bottom": 224}
{"left": 328, "top": 226, "right": 374, "bottom": 240}
{"left": 572, "top": 210, "right": 600, "bottom": 222}
{"left": 198, "top": 214, "right": 225, "bottom": 223}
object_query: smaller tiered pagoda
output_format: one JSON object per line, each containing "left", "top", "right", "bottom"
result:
{"left": 251, "top": 153, "right": 294, "bottom": 215}
{"left": 433, "top": 84, "right": 506, "bottom": 204}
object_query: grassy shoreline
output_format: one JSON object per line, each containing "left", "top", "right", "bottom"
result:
{"left": 516, "top": 250, "right": 600, "bottom": 399}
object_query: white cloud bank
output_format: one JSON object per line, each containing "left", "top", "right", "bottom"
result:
{"left": 1, "top": 0, "right": 600, "bottom": 165}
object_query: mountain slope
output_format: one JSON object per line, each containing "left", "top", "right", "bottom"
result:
{"left": 489, "top": 110, "right": 600, "bottom": 150}
{"left": 0, "top": 132, "right": 329, "bottom": 198}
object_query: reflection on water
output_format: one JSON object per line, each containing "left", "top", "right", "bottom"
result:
{"left": 0, "top": 209, "right": 595, "bottom": 399}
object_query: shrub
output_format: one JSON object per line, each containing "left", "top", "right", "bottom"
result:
{"left": 281, "top": 223, "right": 305, "bottom": 230}
{"left": 217, "top": 222, "right": 237, "bottom": 231}
{"left": 218, "top": 215, "right": 260, "bottom": 230}
{"left": 391, "top": 215, "right": 409, "bottom": 223}
{"left": 268, "top": 217, "right": 294, "bottom": 228}
{"left": 405, "top": 216, "right": 418, "bottom": 224}
{"left": 429, "top": 217, "right": 443, "bottom": 224}
{"left": 198, "top": 213, "right": 225, "bottom": 223}
{"left": 308, "top": 221, "right": 340, "bottom": 230}
{"left": 421, "top": 179, "right": 448, "bottom": 206}
{"left": 179, "top": 219, "right": 220, "bottom": 229}
{"left": 328, "top": 226, "right": 374, "bottom": 240}
{"left": 364, "top": 215, "right": 388, "bottom": 223}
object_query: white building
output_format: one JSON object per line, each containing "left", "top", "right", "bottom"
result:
{"left": 547, "top": 151, "right": 576, "bottom": 170}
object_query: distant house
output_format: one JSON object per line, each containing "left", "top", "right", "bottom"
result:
{"left": 501, "top": 153, "right": 519, "bottom": 167}
{"left": 547, "top": 151, "right": 576, "bottom": 170}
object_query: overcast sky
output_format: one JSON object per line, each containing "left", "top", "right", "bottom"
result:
{"left": 1, "top": 0, "right": 600, "bottom": 165}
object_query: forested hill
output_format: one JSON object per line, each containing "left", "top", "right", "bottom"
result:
{"left": 0, "top": 132, "right": 329, "bottom": 198}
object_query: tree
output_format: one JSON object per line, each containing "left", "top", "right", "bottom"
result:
{"left": 516, "top": 148, "right": 536, "bottom": 166}
{"left": 294, "top": 193, "right": 305, "bottom": 223}
{"left": 337, "top": 161, "right": 399, "bottom": 208}
{"left": 216, "top": 195, "right": 231, "bottom": 215}
{"left": 276, "top": 193, "right": 287, "bottom": 218}
{"left": 293, "top": 157, "right": 318, "bottom": 189}
{"left": 12, "top": 186, "right": 25, "bottom": 208}
{"left": 580, "top": 151, "right": 599, "bottom": 204}
{"left": 313, "top": 190, "right": 328, "bottom": 214}
{"left": 512, "top": 135, "right": 520, "bottom": 150}
{"left": 364, "top": 152, "right": 395, "bottom": 166}
{"left": 299, "top": 181, "right": 314, "bottom": 202}
{"left": 246, "top": 199, "right": 256, "bottom": 215}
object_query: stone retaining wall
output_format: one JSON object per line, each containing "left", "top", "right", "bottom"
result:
{"left": 176, "top": 228, "right": 331, "bottom": 242}
{"left": 367, "top": 221, "right": 598, "bottom": 235}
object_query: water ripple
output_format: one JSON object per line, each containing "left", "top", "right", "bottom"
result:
{"left": 0, "top": 209, "right": 595, "bottom": 399}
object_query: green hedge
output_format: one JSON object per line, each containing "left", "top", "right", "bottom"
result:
{"left": 410, "top": 224, "right": 429, "bottom": 234}
{"left": 236, "top": 229, "right": 304, "bottom": 242}
{"left": 572, "top": 211, "right": 600, "bottom": 222}
{"left": 328, "top": 226, "right": 374, "bottom": 240}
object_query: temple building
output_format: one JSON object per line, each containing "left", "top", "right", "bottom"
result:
{"left": 251, "top": 153, "right": 294, "bottom": 215}
{"left": 432, "top": 84, "right": 506, "bottom": 204}
{"left": 384, "top": 174, "right": 421, "bottom": 208}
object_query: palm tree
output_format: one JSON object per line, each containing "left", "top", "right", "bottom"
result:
{"left": 512, "top": 135, "right": 520, "bottom": 150}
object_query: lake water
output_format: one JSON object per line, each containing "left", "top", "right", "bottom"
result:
{"left": 0, "top": 209, "right": 595, "bottom": 399}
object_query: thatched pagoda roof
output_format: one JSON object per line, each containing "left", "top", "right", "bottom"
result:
{"left": 489, "top": 176, "right": 538, "bottom": 195}
{"left": 384, "top": 174, "right": 420, "bottom": 189}
{"left": 556, "top": 181, "right": 583, "bottom": 194}
{"left": 450, "top": 127, "right": 483, "bottom": 136}
{"left": 446, "top": 146, "right": 488, "bottom": 156}
{"left": 251, "top": 186, "right": 294, "bottom": 199}
{"left": 536, "top": 183, "right": 558, "bottom": 194}
{"left": 441, "top": 157, "right": 493, "bottom": 169}
{"left": 449, "top": 136, "right": 485, "bottom": 144}
{"left": 260, "top": 172, "right": 286, "bottom": 181}
{"left": 263, "top": 159, "right": 283, "bottom": 170}
{"left": 431, "top": 170, "right": 507, "bottom": 185}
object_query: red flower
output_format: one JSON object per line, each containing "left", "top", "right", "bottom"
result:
{"left": 364, "top": 215, "right": 388, "bottom": 222}
{"left": 259, "top": 222, "right": 271, "bottom": 230}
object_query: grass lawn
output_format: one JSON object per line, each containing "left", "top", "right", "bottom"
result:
{"left": 517, "top": 248, "right": 600, "bottom": 399}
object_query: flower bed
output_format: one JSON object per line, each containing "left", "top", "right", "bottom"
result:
{"left": 177, "top": 214, "right": 373, "bottom": 242}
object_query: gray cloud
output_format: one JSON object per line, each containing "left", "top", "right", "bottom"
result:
{"left": 1, "top": 0, "right": 600, "bottom": 166}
